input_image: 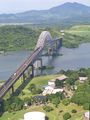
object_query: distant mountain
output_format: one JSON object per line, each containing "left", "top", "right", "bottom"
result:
{"left": 0, "top": 2, "right": 90, "bottom": 25}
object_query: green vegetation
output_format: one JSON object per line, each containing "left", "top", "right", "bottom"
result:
{"left": 64, "top": 25, "right": 90, "bottom": 48}
{"left": 1, "top": 69, "right": 90, "bottom": 120}
{"left": 0, "top": 24, "right": 90, "bottom": 52}
{"left": 63, "top": 112, "right": 71, "bottom": 120}
{"left": 0, "top": 25, "right": 41, "bottom": 51}
{"left": 71, "top": 84, "right": 90, "bottom": 109}
{"left": 0, "top": 103, "right": 85, "bottom": 120}
{"left": 43, "top": 106, "right": 53, "bottom": 112}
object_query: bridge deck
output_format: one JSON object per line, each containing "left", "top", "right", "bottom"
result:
{"left": 0, "top": 31, "right": 62, "bottom": 99}
{"left": 0, "top": 47, "right": 43, "bottom": 99}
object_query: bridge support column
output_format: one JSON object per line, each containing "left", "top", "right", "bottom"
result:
{"left": 38, "top": 58, "right": 42, "bottom": 69}
{"left": 27, "top": 67, "right": 31, "bottom": 78}
{"left": 0, "top": 99, "right": 4, "bottom": 115}
{"left": 22, "top": 72, "right": 26, "bottom": 82}
{"left": 48, "top": 48, "right": 53, "bottom": 55}
{"left": 11, "top": 85, "right": 14, "bottom": 93}
{"left": 31, "top": 65, "right": 34, "bottom": 78}
{"left": 58, "top": 38, "right": 62, "bottom": 49}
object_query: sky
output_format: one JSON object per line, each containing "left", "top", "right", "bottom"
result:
{"left": 0, "top": 0, "right": 90, "bottom": 14}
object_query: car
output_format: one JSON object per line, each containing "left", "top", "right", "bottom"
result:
{"left": 14, "top": 73, "right": 16, "bottom": 76}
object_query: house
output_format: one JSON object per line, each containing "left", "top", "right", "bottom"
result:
{"left": 42, "top": 74, "right": 67, "bottom": 96}
{"left": 33, "top": 95, "right": 47, "bottom": 105}
{"left": 84, "top": 111, "right": 90, "bottom": 120}
{"left": 42, "top": 88, "right": 64, "bottom": 96}
{"left": 52, "top": 88, "right": 64, "bottom": 94}
{"left": 79, "top": 77, "right": 88, "bottom": 83}
{"left": 48, "top": 75, "right": 67, "bottom": 88}
{"left": 56, "top": 75, "right": 68, "bottom": 81}
{"left": 48, "top": 79, "right": 56, "bottom": 88}
{"left": 42, "top": 86, "right": 54, "bottom": 95}
{"left": 42, "top": 85, "right": 64, "bottom": 96}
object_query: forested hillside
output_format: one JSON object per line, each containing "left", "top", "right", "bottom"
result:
{"left": 0, "top": 26, "right": 41, "bottom": 51}
{"left": 0, "top": 25, "right": 90, "bottom": 51}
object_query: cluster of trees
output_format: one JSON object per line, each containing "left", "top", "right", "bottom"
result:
{"left": 71, "top": 83, "right": 90, "bottom": 110}
{"left": 47, "top": 92, "right": 64, "bottom": 107}
{"left": 3, "top": 96, "right": 24, "bottom": 112}
{"left": 28, "top": 84, "right": 42, "bottom": 94}
{"left": 0, "top": 25, "right": 40, "bottom": 51}
{"left": 59, "top": 68, "right": 90, "bottom": 110}
{"left": 1, "top": 91, "right": 64, "bottom": 113}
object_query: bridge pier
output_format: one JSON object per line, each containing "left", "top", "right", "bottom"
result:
{"left": 11, "top": 85, "right": 14, "bottom": 93}
{"left": 27, "top": 67, "right": 31, "bottom": 78}
{"left": 31, "top": 65, "right": 34, "bottom": 78}
{"left": 48, "top": 48, "right": 53, "bottom": 55}
{"left": 0, "top": 99, "right": 4, "bottom": 115}
{"left": 58, "top": 38, "right": 62, "bottom": 49}
{"left": 22, "top": 72, "right": 26, "bottom": 82}
{"left": 38, "top": 58, "right": 43, "bottom": 69}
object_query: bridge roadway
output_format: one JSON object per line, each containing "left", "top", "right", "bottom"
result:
{"left": 0, "top": 31, "right": 62, "bottom": 99}
{"left": 0, "top": 46, "right": 43, "bottom": 99}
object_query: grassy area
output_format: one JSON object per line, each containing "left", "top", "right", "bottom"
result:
{"left": 19, "top": 74, "right": 60, "bottom": 99}
{"left": 0, "top": 103, "right": 85, "bottom": 120}
{"left": 64, "top": 25, "right": 90, "bottom": 48}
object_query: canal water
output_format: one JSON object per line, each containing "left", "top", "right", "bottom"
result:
{"left": 0, "top": 43, "right": 90, "bottom": 80}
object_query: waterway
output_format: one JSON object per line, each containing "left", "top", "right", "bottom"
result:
{"left": 0, "top": 43, "right": 90, "bottom": 80}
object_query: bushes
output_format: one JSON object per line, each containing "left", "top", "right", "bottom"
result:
{"left": 63, "top": 112, "right": 71, "bottom": 120}
{"left": 71, "top": 84, "right": 90, "bottom": 107}
{"left": 3, "top": 96, "right": 24, "bottom": 112}
{"left": 62, "top": 99, "right": 70, "bottom": 106}
{"left": 28, "top": 84, "right": 42, "bottom": 94}
{"left": 83, "top": 103, "right": 90, "bottom": 110}
{"left": 43, "top": 106, "right": 53, "bottom": 112}
{"left": 71, "top": 109, "right": 77, "bottom": 113}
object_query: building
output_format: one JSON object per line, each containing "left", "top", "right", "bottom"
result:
{"left": 84, "top": 111, "right": 90, "bottom": 120}
{"left": 48, "top": 75, "right": 67, "bottom": 88}
{"left": 24, "top": 112, "right": 45, "bottom": 120}
{"left": 42, "top": 86, "right": 54, "bottom": 95}
{"left": 32, "top": 95, "right": 47, "bottom": 105}
{"left": 42, "top": 85, "right": 64, "bottom": 96}
{"left": 48, "top": 79, "right": 55, "bottom": 88}
{"left": 42, "top": 75, "right": 67, "bottom": 96}
{"left": 52, "top": 88, "right": 64, "bottom": 94}
{"left": 79, "top": 77, "right": 88, "bottom": 83}
{"left": 56, "top": 75, "right": 68, "bottom": 81}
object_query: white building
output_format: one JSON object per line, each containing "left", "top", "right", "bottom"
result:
{"left": 48, "top": 79, "right": 55, "bottom": 88}
{"left": 42, "top": 85, "right": 64, "bottom": 96}
{"left": 56, "top": 75, "right": 68, "bottom": 81}
{"left": 52, "top": 88, "right": 64, "bottom": 94}
{"left": 79, "top": 77, "right": 88, "bottom": 83}
{"left": 84, "top": 111, "right": 90, "bottom": 120}
{"left": 24, "top": 112, "right": 45, "bottom": 120}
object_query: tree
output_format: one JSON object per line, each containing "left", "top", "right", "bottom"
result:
{"left": 28, "top": 84, "right": 36, "bottom": 92}
{"left": 71, "top": 109, "right": 77, "bottom": 113}
{"left": 55, "top": 79, "right": 63, "bottom": 87}
{"left": 63, "top": 112, "right": 71, "bottom": 120}
{"left": 62, "top": 99, "right": 70, "bottom": 106}
{"left": 83, "top": 103, "right": 90, "bottom": 110}
{"left": 43, "top": 106, "right": 53, "bottom": 112}
{"left": 52, "top": 97, "right": 60, "bottom": 107}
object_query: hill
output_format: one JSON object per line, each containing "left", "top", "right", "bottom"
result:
{"left": 0, "top": 25, "right": 90, "bottom": 51}
{"left": 0, "top": 2, "right": 90, "bottom": 25}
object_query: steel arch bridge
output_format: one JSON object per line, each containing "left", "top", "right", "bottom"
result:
{"left": 35, "top": 31, "right": 53, "bottom": 49}
{"left": 0, "top": 31, "right": 62, "bottom": 100}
